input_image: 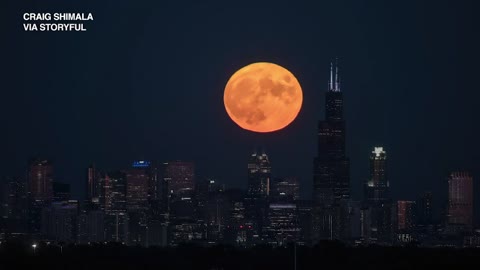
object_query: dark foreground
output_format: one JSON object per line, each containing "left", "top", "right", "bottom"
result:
{"left": 1, "top": 242, "right": 480, "bottom": 270}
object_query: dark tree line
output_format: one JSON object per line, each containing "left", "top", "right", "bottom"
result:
{"left": 1, "top": 240, "right": 480, "bottom": 270}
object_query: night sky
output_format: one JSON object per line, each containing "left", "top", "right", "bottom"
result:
{"left": 2, "top": 0, "right": 479, "bottom": 218}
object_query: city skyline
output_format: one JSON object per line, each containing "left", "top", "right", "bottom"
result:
{"left": 0, "top": 61, "right": 477, "bottom": 248}
{"left": 2, "top": 1, "right": 480, "bottom": 269}
{"left": 3, "top": 1, "right": 479, "bottom": 216}
{"left": 0, "top": 55, "right": 477, "bottom": 219}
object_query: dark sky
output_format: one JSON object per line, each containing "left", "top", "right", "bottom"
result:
{"left": 1, "top": 0, "right": 479, "bottom": 217}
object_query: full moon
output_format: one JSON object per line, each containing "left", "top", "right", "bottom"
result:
{"left": 223, "top": 62, "right": 303, "bottom": 133}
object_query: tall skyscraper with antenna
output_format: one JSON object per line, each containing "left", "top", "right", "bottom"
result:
{"left": 312, "top": 60, "right": 351, "bottom": 242}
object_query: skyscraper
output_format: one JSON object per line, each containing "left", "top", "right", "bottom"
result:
{"left": 160, "top": 162, "right": 196, "bottom": 245}
{"left": 365, "top": 147, "right": 389, "bottom": 202}
{"left": 126, "top": 160, "right": 151, "bottom": 211}
{"left": 102, "top": 171, "right": 129, "bottom": 243}
{"left": 224, "top": 189, "right": 250, "bottom": 247}
{"left": 162, "top": 161, "right": 195, "bottom": 198}
{"left": 0, "top": 177, "right": 28, "bottom": 234}
{"left": 28, "top": 159, "right": 53, "bottom": 201}
{"left": 103, "top": 171, "right": 127, "bottom": 213}
{"left": 397, "top": 200, "right": 416, "bottom": 231}
{"left": 271, "top": 177, "right": 300, "bottom": 202}
{"left": 245, "top": 150, "right": 272, "bottom": 244}
{"left": 363, "top": 147, "right": 393, "bottom": 244}
{"left": 396, "top": 200, "right": 417, "bottom": 244}
{"left": 86, "top": 164, "right": 101, "bottom": 204}
{"left": 196, "top": 178, "right": 227, "bottom": 244}
{"left": 125, "top": 161, "right": 153, "bottom": 246}
{"left": 247, "top": 151, "right": 271, "bottom": 198}
{"left": 312, "top": 61, "right": 350, "bottom": 241}
{"left": 447, "top": 171, "right": 473, "bottom": 230}
{"left": 265, "top": 203, "right": 300, "bottom": 246}
{"left": 27, "top": 159, "right": 54, "bottom": 237}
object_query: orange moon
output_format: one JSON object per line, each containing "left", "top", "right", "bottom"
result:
{"left": 223, "top": 62, "right": 303, "bottom": 133}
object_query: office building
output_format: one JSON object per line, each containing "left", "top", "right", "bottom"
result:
{"left": 312, "top": 61, "right": 350, "bottom": 242}
{"left": 447, "top": 171, "right": 473, "bottom": 230}
{"left": 363, "top": 147, "right": 393, "bottom": 244}
{"left": 28, "top": 159, "right": 54, "bottom": 201}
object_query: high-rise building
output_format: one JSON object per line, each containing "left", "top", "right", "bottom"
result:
{"left": 103, "top": 171, "right": 127, "bottom": 213}
{"left": 0, "top": 177, "right": 28, "bottom": 235}
{"left": 161, "top": 161, "right": 195, "bottom": 198}
{"left": 224, "top": 189, "right": 251, "bottom": 247}
{"left": 447, "top": 171, "right": 473, "bottom": 230}
{"left": 247, "top": 151, "right": 271, "bottom": 198}
{"left": 27, "top": 159, "right": 54, "bottom": 238}
{"left": 102, "top": 171, "right": 129, "bottom": 243}
{"left": 397, "top": 201, "right": 416, "bottom": 231}
{"left": 264, "top": 203, "right": 300, "bottom": 247}
{"left": 396, "top": 200, "right": 416, "bottom": 244}
{"left": 245, "top": 150, "right": 272, "bottom": 244}
{"left": 271, "top": 177, "right": 300, "bottom": 202}
{"left": 363, "top": 147, "right": 393, "bottom": 244}
{"left": 125, "top": 161, "right": 154, "bottom": 246}
{"left": 86, "top": 164, "right": 102, "bottom": 204}
{"left": 365, "top": 147, "right": 389, "bottom": 202}
{"left": 126, "top": 160, "right": 151, "bottom": 211}
{"left": 312, "top": 61, "right": 350, "bottom": 242}
{"left": 28, "top": 159, "right": 53, "bottom": 201}
{"left": 196, "top": 178, "right": 227, "bottom": 244}
{"left": 169, "top": 196, "right": 199, "bottom": 246}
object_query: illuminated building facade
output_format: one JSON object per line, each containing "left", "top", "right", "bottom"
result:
{"left": 265, "top": 203, "right": 300, "bottom": 246}
{"left": 245, "top": 151, "right": 271, "bottom": 244}
{"left": 126, "top": 160, "right": 151, "bottom": 211}
{"left": 247, "top": 152, "right": 271, "bottom": 197}
{"left": 162, "top": 161, "right": 195, "bottom": 198}
{"left": 223, "top": 189, "right": 251, "bottom": 246}
{"left": 365, "top": 147, "right": 389, "bottom": 202}
{"left": 397, "top": 200, "right": 416, "bottom": 231}
{"left": 447, "top": 171, "right": 473, "bottom": 230}
{"left": 168, "top": 196, "right": 200, "bottom": 245}
{"left": 86, "top": 164, "right": 102, "bottom": 204}
{"left": 271, "top": 177, "right": 300, "bottom": 202}
{"left": 102, "top": 171, "right": 129, "bottom": 243}
{"left": 196, "top": 178, "right": 227, "bottom": 244}
{"left": 363, "top": 147, "right": 393, "bottom": 244}
{"left": 28, "top": 159, "right": 54, "bottom": 201}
